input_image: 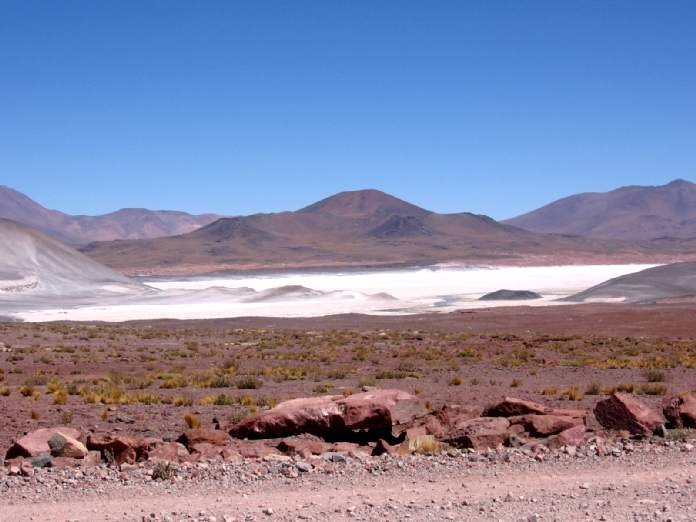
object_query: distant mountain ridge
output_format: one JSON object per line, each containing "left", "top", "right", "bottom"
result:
{"left": 80, "top": 189, "right": 672, "bottom": 275}
{"left": 0, "top": 185, "right": 220, "bottom": 244}
{"left": 505, "top": 179, "right": 696, "bottom": 240}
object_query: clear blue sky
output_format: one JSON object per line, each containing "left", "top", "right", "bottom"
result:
{"left": 2, "top": 1, "right": 695, "bottom": 219}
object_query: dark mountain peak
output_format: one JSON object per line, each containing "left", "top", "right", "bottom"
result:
{"left": 299, "top": 189, "right": 430, "bottom": 218}
{"left": 368, "top": 214, "right": 433, "bottom": 238}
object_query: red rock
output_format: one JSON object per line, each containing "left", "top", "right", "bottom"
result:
{"left": 48, "top": 433, "right": 88, "bottom": 459}
{"left": 662, "top": 393, "right": 696, "bottom": 428}
{"left": 434, "top": 404, "right": 482, "bottom": 431}
{"left": 483, "top": 397, "right": 551, "bottom": 417}
{"left": 86, "top": 435, "right": 144, "bottom": 465}
{"left": 552, "top": 408, "right": 587, "bottom": 420}
{"left": 442, "top": 417, "right": 510, "bottom": 449}
{"left": 189, "top": 442, "right": 223, "bottom": 460}
{"left": 546, "top": 425, "right": 587, "bottom": 450}
{"left": 230, "top": 389, "right": 427, "bottom": 440}
{"left": 229, "top": 440, "right": 280, "bottom": 459}
{"left": 594, "top": 393, "right": 665, "bottom": 435}
{"left": 221, "top": 448, "right": 243, "bottom": 462}
{"left": 340, "top": 389, "right": 427, "bottom": 429}
{"left": 147, "top": 442, "right": 189, "bottom": 463}
{"left": 177, "top": 429, "right": 231, "bottom": 449}
{"left": 81, "top": 451, "right": 103, "bottom": 468}
{"left": 277, "top": 436, "right": 330, "bottom": 458}
{"left": 509, "top": 414, "right": 583, "bottom": 437}
{"left": 5, "top": 427, "right": 82, "bottom": 459}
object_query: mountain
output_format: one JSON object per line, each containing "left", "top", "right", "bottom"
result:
{"left": 0, "top": 185, "right": 220, "bottom": 244}
{"left": 566, "top": 262, "right": 696, "bottom": 304}
{"left": 0, "top": 218, "right": 143, "bottom": 296}
{"left": 80, "top": 189, "right": 667, "bottom": 276}
{"left": 504, "top": 179, "right": 696, "bottom": 240}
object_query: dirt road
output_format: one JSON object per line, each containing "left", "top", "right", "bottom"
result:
{"left": 4, "top": 444, "right": 695, "bottom": 521}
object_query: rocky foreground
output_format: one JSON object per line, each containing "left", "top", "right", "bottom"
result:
{"left": 3, "top": 388, "right": 696, "bottom": 521}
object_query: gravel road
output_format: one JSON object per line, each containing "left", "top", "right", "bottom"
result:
{"left": 3, "top": 440, "right": 695, "bottom": 521}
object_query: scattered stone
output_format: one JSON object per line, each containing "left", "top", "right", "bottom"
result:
{"left": 594, "top": 393, "right": 665, "bottom": 435}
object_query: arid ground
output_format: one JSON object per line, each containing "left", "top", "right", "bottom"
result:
{"left": 2, "top": 303, "right": 696, "bottom": 521}
{"left": 2, "top": 303, "right": 696, "bottom": 450}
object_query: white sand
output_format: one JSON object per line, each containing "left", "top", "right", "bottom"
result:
{"left": 12, "top": 263, "right": 656, "bottom": 322}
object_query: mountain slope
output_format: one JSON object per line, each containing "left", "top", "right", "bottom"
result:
{"left": 80, "top": 189, "right": 665, "bottom": 275}
{"left": 0, "top": 186, "right": 220, "bottom": 244}
{"left": 566, "top": 262, "right": 696, "bottom": 303}
{"left": 0, "top": 218, "right": 143, "bottom": 296}
{"left": 505, "top": 179, "right": 696, "bottom": 240}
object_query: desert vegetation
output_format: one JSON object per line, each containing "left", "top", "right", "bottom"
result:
{"left": 0, "top": 320, "right": 695, "bottom": 448}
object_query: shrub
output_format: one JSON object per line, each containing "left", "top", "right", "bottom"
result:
{"left": 639, "top": 383, "right": 667, "bottom": 396}
{"left": 236, "top": 376, "right": 262, "bottom": 390}
{"left": 200, "top": 394, "right": 235, "bottom": 406}
{"left": 313, "top": 384, "right": 333, "bottom": 394}
{"left": 510, "top": 379, "right": 522, "bottom": 388}
{"left": 585, "top": 382, "right": 602, "bottom": 395}
{"left": 184, "top": 412, "right": 200, "bottom": 429}
{"left": 643, "top": 370, "right": 667, "bottom": 383}
{"left": 358, "top": 376, "right": 376, "bottom": 387}
{"left": 561, "top": 386, "right": 583, "bottom": 401}
{"left": 173, "top": 396, "right": 193, "bottom": 407}
{"left": 448, "top": 376, "right": 463, "bottom": 386}
{"left": 408, "top": 435, "right": 444, "bottom": 455}
{"left": 152, "top": 461, "right": 177, "bottom": 481}
{"left": 53, "top": 389, "right": 69, "bottom": 405}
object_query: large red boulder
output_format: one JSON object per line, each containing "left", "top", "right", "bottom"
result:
{"left": 5, "top": 427, "right": 82, "bottom": 459}
{"left": 442, "top": 417, "right": 510, "bottom": 449}
{"left": 509, "top": 414, "right": 583, "bottom": 437}
{"left": 662, "top": 393, "right": 696, "bottom": 429}
{"left": 230, "top": 389, "right": 427, "bottom": 440}
{"left": 47, "top": 432, "right": 88, "bottom": 459}
{"left": 594, "top": 393, "right": 665, "bottom": 435}
{"left": 177, "top": 429, "right": 231, "bottom": 450}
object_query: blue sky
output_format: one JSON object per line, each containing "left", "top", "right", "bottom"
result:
{"left": 1, "top": 1, "right": 695, "bottom": 219}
